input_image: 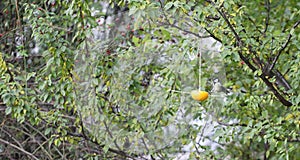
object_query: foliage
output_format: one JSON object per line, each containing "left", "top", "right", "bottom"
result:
{"left": 0, "top": 0, "right": 300, "bottom": 159}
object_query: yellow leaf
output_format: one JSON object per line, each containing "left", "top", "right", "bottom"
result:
{"left": 285, "top": 113, "right": 294, "bottom": 121}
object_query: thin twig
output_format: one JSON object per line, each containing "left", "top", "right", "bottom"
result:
{"left": 1, "top": 128, "right": 24, "bottom": 149}
{"left": 0, "top": 137, "right": 39, "bottom": 160}
{"left": 268, "top": 20, "right": 300, "bottom": 72}
{"left": 169, "top": 90, "right": 190, "bottom": 94}
{"left": 263, "top": 0, "right": 270, "bottom": 34}
{"left": 141, "top": 138, "right": 150, "bottom": 154}
{"left": 263, "top": 139, "right": 269, "bottom": 160}
{"left": 158, "top": 0, "right": 211, "bottom": 39}
{"left": 168, "top": 23, "right": 211, "bottom": 39}
{"left": 14, "top": 0, "right": 22, "bottom": 31}
{"left": 203, "top": 27, "right": 222, "bottom": 43}
{"left": 216, "top": 120, "right": 247, "bottom": 127}
{"left": 24, "top": 122, "right": 54, "bottom": 159}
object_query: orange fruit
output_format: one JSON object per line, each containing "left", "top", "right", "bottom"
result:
{"left": 191, "top": 90, "right": 209, "bottom": 101}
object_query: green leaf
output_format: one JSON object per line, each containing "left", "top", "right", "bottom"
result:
{"left": 45, "top": 127, "right": 52, "bottom": 135}
{"left": 129, "top": 6, "right": 138, "bottom": 16}
{"left": 103, "top": 145, "right": 109, "bottom": 153}
{"left": 164, "top": 2, "right": 174, "bottom": 10}
{"left": 54, "top": 138, "right": 61, "bottom": 146}
{"left": 132, "top": 36, "right": 139, "bottom": 46}
{"left": 5, "top": 107, "right": 12, "bottom": 115}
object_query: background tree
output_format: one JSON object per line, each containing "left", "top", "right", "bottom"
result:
{"left": 0, "top": 0, "right": 299, "bottom": 159}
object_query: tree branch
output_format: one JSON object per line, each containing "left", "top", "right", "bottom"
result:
{"left": 0, "top": 137, "right": 39, "bottom": 160}
{"left": 207, "top": 0, "right": 293, "bottom": 106}
{"left": 217, "top": 120, "right": 247, "bottom": 127}
{"left": 274, "top": 137, "right": 300, "bottom": 143}
{"left": 203, "top": 27, "right": 223, "bottom": 43}
{"left": 1, "top": 128, "right": 24, "bottom": 150}
{"left": 263, "top": 140, "right": 269, "bottom": 160}
{"left": 23, "top": 122, "right": 54, "bottom": 159}
{"left": 268, "top": 20, "right": 300, "bottom": 72}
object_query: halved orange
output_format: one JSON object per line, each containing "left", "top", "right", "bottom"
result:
{"left": 190, "top": 90, "right": 209, "bottom": 101}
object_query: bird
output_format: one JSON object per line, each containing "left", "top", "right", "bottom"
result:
{"left": 211, "top": 78, "right": 229, "bottom": 94}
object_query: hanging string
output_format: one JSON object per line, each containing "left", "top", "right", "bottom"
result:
{"left": 198, "top": 42, "right": 202, "bottom": 91}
